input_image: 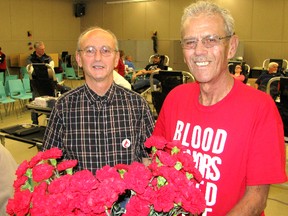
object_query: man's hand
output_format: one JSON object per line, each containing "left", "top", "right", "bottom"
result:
{"left": 26, "top": 64, "right": 33, "bottom": 74}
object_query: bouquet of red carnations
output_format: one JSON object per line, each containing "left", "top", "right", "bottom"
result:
{"left": 6, "top": 136, "right": 206, "bottom": 216}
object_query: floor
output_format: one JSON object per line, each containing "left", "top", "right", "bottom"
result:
{"left": 0, "top": 79, "right": 287, "bottom": 215}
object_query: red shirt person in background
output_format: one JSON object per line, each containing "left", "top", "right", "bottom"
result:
{"left": 0, "top": 47, "right": 7, "bottom": 73}
{"left": 115, "top": 50, "right": 125, "bottom": 77}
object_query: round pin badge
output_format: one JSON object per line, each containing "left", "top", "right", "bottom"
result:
{"left": 122, "top": 139, "right": 131, "bottom": 148}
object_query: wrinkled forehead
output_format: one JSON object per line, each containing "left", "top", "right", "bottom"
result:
{"left": 182, "top": 13, "right": 226, "bottom": 38}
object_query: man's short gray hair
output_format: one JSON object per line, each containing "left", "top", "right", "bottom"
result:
{"left": 268, "top": 62, "right": 279, "bottom": 69}
{"left": 180, "top": 1, "right": 235, "bottom": 38}
{"left": 34, "top": 41, "right": 44, "bottom": 49}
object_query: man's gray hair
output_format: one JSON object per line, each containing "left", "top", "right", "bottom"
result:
{"left": 76, "top": 26, "right": 119, "bottom": 51}
{"left": 268, "top": 62, "right": 279, "bottom": 69}
{"left": 34, "top": 41, "right": 44, "bottom": 49}
{"left": 180, "top": 1, "right": 235, "bottom": 38}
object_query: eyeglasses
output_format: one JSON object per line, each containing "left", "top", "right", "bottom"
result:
{"left": 78, "top": 46, "right": 118, "bottom": 57}
{"left": 181, "top": 34, "right": 233, "bottom": 49}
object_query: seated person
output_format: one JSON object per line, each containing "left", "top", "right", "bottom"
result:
{"left": 231, "top": 64, "right": 245, "bottom": 82}
{"left": 132, "top": 54, "right": 166, "bottom": 92}
{"left": 124, "top": 55, "right": 135, "bottom": 71}
{"left": 255, "top": 62, "right": 282, "bottom": 99}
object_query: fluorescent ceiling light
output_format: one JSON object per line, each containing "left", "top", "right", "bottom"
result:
{"left": 106, "top": 0, "right": 155, "bottom": 4}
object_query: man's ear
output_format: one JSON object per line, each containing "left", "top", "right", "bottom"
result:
{"left": 114, "top": 51, "right": 120, "bottom": 68}
{"left": 227, "top": 35, "right": 239, "bottom": 60}
{"left": 75, "top": 51, "right": 82, "bottom": 67}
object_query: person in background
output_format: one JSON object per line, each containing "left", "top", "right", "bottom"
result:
{"left": 231, "top": 64, "right": 245, "bottom": 82}
{"left": 113, "top": 70, "right": 131, "bottom": 90}
{"left": 255, "top": 62, "right": 282, "bottom": 99}
{"left": 0, "top": 47, "right": 7, "bottom": 80}
{"left": 0, "top": 144, "right": 17, "bottom": 216}
{"left": 26, "top": 41, "right": 71, "bottom": 124}
{"left": 153, "top": 1, "right": 287, "bottom": 216}
{"left": 26, "top": 41, "right": 55, "bottom": 79}
{"left": 124, "top": 55, "right": 135, "bottom": 71}
{"left": 132, "top": 54, "right": 165, "bottom": 92}
{"left": 26, "top": 41, "right": 55, "bottom": 125}
{"left": 115, "top": 49, "right": 125, "bottom": 77}
{"left": 42, "top": 27, "right": 154, "bottom": 174}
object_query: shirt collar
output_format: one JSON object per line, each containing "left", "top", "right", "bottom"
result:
{"left": 84, "top": 82, "right": 116, "bottom": 106}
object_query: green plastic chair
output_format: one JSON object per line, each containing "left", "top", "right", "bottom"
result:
{"left": 55, "top": 73, "right": 63, "bottom": 82}
{"left": 5, "top": 74, "right": 18, "bottom": 95}
{"left": 0, "top": 72, "right": 4, "bottom": 85}
{"left": 22, "top": 78, "right": 33, "bottom": 96}
{"left": 0, "top": 83, "right": 16, "bottom": 117}
{"left": 7, "top": 79, "right": 33, "bottom": 110}
{"left": 20, "top": 67, "right": 30, "bottom": 79}
{"left": 65, "top": 67, "right": 81, "bottom": 80}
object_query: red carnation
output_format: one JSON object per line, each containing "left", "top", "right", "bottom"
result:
{"left": 70, "top": 170, "right": 97, "bottom": 192}
{"left": 13, "top": 175, "right": 28, "bottom": 191}
{"left": 124, "top": 196, "right": 150, "bottom": 216}
{"left": 152, "top": 185, "right": 176, "bottom": 212}
{"left": 32, "top": 163, "right": 55, "bottom": 182}
{"left": 123, "top": 162, "right": 151, "bottom": 194}
{"left": 29, "top": 151, "right": 44, "bottom": 167}
{"left": 15, "top": 160, "right": 29, "bottom": 178}
{"left": 57, "top": 159, "right": 78, "bottom": 171}
{"left": 48, "top": 175, "right": 71, "bottom": 194}
{"left": 41, "top": 147, "right": 62, "bottom": 160}
{"left": 8, "top": 190, "right": 32, "bottom": 215}
{"left": 96, "top": 165, "right": 122, "bottom": 182}
{"left": 145, "top": 135, "right": 167, "bottom": 149}
{"left": 156, "top": 150, "right": 177, "bottom": 167}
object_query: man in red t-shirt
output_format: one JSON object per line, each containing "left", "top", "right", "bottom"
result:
{"left": 153, "top": 1, "right": 287, "bottom": 216}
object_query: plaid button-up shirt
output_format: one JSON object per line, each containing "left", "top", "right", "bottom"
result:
{"left": 43, "top": 82, "right": 155, "bottom": 174}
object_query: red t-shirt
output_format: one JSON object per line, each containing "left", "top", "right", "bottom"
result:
{"left": 115, "top": 59, "right": 125, "bottom": 77}
{"left": 0, "top": 52, "right": 7, "bottom": 70}
{"left": 153, "top": 80, "right": 287, "bottom": 216}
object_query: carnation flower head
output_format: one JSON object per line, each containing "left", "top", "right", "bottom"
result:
{"left": 29, "top": 151, "right": 44, "bottom": 167}
{"left": 70, "top": 170, "right": 97, "bottom": 192}
{"left": 144, "top": 135, "right": 167, "bottom": 149}
{"left": 41, "top": 147, "right": 63, "bottom": 160}
{"left": 96, "top": 165, "right": 122, "bottom": 182}
{"left": 15, "top": 160, "right": 29, "bottom": 178}
{"left": 32, "top": 163, "right": 55, "bottom": 182}
{"left": 57, "top": 159, "right": 78, "bottom": 172}
{"left": 123, "top": 162, "right": 151, "bottom": 194}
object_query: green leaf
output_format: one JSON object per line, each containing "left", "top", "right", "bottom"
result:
{"left": 171, "top": 146, "right": 180, "bottom": 155}
{"left": 49, "top": 159, "right": 57, "bottom": 167}
{"left": 156, "top": 157, "right": 163, "bottom": 167}
{"left": 25, "top": 168, "right": 32, "bottom": 178}
{"left": 186, "top": 172, "right": 193, "bottom": 180}
{"left": 21, "top": 180, "right": 33, "bottom": 191}
{"left": 174, "top": 161, "right": 182, "bottom": 170}
{"left": 66, "top": 168, "right": 73, "bottom": 175}
{"left": 152, "top": 146, "right": 157, "bottom": 154}
{"left": 157, "top": 176, "right": 167, "bottom": 187}
{"left": 117, "top": 169, "right": 126, "bottom": 178}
